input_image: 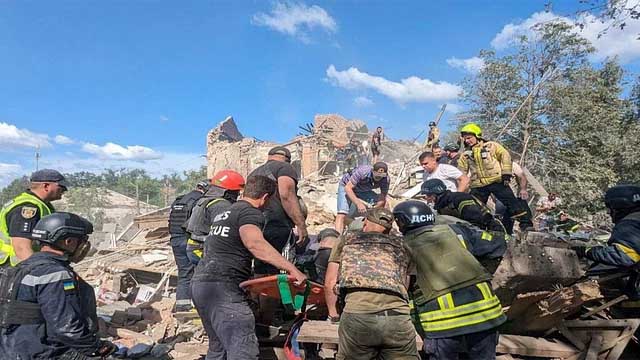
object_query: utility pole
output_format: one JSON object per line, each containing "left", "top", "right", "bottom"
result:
{"left": 35, "top": 145, "right": 40, "bottom": 171}
{"left": 135, "top": 182, "right": 140, "bottom": 215}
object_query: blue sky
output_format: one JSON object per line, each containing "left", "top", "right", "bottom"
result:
{"left": 1, "top": 1, "right": 639, "bottom": 187}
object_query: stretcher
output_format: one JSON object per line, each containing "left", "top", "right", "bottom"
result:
{"left": 240, "top": 274, "right": 325, "bottom": 307}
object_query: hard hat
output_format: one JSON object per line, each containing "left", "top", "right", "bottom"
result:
{"left": 605, "top": 185, "right": 640, "bottom": 212}
{"left": 460, "top": 123, "right": 482, "bottom": 137}
{"left": 429, "top": 122, "right": 436, "bottom": 127}
{"left": 444, "top": 143, "right": 459, "bottom": 152}
{"left": 393, "top": 200, "right": 436, "bottom": 234}
{"left": 421, "top": 179, "right": 448, "bottom": 197}
{"left": 211, "top": 170, "right": 246, "bottom": 191}
{"left": 31, "top": 212, "right": 93, "bottom": 245}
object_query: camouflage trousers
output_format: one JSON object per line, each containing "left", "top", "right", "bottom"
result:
{"left": 337, "top": 311, "right": 419, "bottom": 360}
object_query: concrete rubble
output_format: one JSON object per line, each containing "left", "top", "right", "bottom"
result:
{"left": 73, "top": 115, "right": 638, "bottom": 359}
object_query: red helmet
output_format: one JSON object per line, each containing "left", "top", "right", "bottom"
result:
{"left": 211, "top": 170, "right": 245, "bottom": 191}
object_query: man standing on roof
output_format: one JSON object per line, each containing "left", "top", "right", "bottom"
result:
{"left": 425, "top": 122, "right": 440, "bottom": 150}
{"left": 191, "top": 175, "right": 307, "bottom": 360}
{"left": 371, "top": 126, "right": 384, "bottom": 164}
{"left": 0, "top": 169, "right": 67, "bottom": 267}
{"left": 457, "top": 123, "right": 533, "bottom": 233}
{"left": 324, "top": 208, "right": 418, "bottom": 360}
{"left": 419, "top": 151, "right": 469, "bottom": 193}
{"left": 249, "top": 146, "right": 308, "bottom": 275}
{"left": 334, "top": 162, "right": 390, "bottom": 233}
{"left": 185, "top": 170, "right": 245, "bottom": 265}
{"left": 168, "top": 181, "right": 208, "bottom": 312}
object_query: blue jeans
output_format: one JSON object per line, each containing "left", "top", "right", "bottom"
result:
{"left": 170, "top": 235, "right": 194, "bottom": 307}
{"left": 337, "top": 183, "right": 379, "bottom": 216}
{"left": 191, "top": 281, "right": 259, "bottom": 360}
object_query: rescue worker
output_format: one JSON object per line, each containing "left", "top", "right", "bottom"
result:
{"left": 0, "top": 212, "right": 116, "bottom": 359}
{"left": 571, "top": 185, "right": 640, "bottom": 308}
{"left": 425, "top": 122, "right": 440, "bottom": 149}
{"left": 335, "top": 162, "right": 390, "bottom": 233}
{"left": 419, "top": 152, "right": 469, "bottom": 192}
{"left": 0, "top": 169, "right": 67, "bottom": 267}
{"left": 371, "top": 126, "right": 384, "bottom": 163}
{"left": 443, "top": 143, "right": 461, "bottom": 167}
{"left": 191, "top": 175, "right": 307, "bottom": 360}
{"left": 555, "top": 211, "right": 580, "bottom": 234}
{"left": 249, "top": 146, "right": 308, "bottom": 275}
{"left": 494, "top": 161, "right": 532, "bottom": 234}
{"left": 393, "top": 201, "right": 506, "bottom": 360}
{"left": 421, "top": 179, "right": 505, "bottom": 233}
{"left": 168, "top": 181, "right": 208, "bottom": 312}
{"left": 185, "top": 170, "right": 245, "bottom": 265}
{"left": 324, "top": 208, "right": 418, "bottom": 360}
{"left": 457, "top": 123, "right": 533, "bottom": 233}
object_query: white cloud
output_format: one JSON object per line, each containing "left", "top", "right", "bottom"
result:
{"left": 0, "top": 122, "right": 51, "bottom": 149}
{"left": 252, "top": 2, "right": 337, "bottom": 43}
{"left": 491, "top": 9, "right": 640, "bottom": 63}
{"left": 446, "top": 56, "right": 485, "bottom": 73}
{"left": 446, "top": 103, "right": 464, "bottom": 114}
{"left": 81, "top": 142, "right": 163, "bottom": 161}
{"left": 54, "top": 135, "right": 75, "bottom": 145}
{"left": 326, "top": 65, "right": 461, "bottom": 103}
{"left": 0, "top": 163, "right": 24, "bottom": 188}
{"left": 353, "top": 96, "right": 374, "bottom": 107}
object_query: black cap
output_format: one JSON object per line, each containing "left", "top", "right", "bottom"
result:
{"left": 268, "top": 146, "right": 291, "bottom": 161}
{"left": 373, "top": 162, "right": 388, "bottom": 173}
{"left": 30, "top": 169, "right": 69, "bottom": 188}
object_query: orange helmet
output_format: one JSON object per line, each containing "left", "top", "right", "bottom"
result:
{"left": 211, "top": 170, "right": 245, "bottom": 191}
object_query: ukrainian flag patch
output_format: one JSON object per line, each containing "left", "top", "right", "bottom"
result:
{"left": 63, "top": 281, "right": 75, "bottom": 291}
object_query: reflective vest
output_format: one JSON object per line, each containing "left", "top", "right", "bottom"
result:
{"left": 404, "top": 225, "right": 491, "bottom": 305}
{"left": 339, "top": 232, "right": 411, "bottom": 300}
{"left": 458, "top": 141, "right": 512, "bottom": 188}
{"left": 0, "top": 192, "right": 54, "bottom": 267}
{"left": 414, "top": 281, "right": 506, "bottom": 338}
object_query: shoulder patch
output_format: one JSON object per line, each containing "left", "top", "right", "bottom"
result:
{"left": 21, "top": 206, "right": 38, "bottom": 219}
{"left": 63, "top": 280, "right": 76, "bottom": 291}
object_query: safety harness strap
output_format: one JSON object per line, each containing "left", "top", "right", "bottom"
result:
{"left": 277, "top": 274, "right": 311, "bottom": 312}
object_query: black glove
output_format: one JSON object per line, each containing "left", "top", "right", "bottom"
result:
{"left": 570, "top": 245, "right": 589, "bottom": 259}
{"left": 94, "top": 341, "right": 117, "bottom": 358}
{"left": 502, "top": 174, "right": 512, "bottom": 186}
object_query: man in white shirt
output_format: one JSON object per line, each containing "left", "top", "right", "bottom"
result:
{"left": 419, "top": 151, "right": 470, "bottom": 192}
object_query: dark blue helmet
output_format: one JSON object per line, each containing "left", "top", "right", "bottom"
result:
{"left": 393, "top": 200, "right": 435, "bottom": 234}
{"left": 421, "top": 179, "right": 448, "bottom": 197}
{"left": 32, "top": 212, "right": 93, "bottom": 245}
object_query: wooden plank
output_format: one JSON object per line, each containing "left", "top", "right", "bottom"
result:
{"left": 297, "top": 320, "right": 423, "bottom": 348}
{"left": 585, "top": 335, "right": 603, "bottom": 360}
{"left": 496, "top": 334, "right": 579, "bottom": 358}
{"left": 580, "top": 295, "right": 628, "bottom": 319}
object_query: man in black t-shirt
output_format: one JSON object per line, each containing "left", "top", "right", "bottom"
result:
{"left": 248, "top": 146, "right": 308, "bottom": 275}
{"left": 191, "top": 175, "right": 307, "bottom": 360}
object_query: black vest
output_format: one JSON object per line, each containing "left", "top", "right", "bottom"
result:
{"left": 169, "top": 190, "right": 203, "bottom": 235}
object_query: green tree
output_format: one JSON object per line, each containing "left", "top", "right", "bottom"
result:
{"left": 0, "top": 176, "right": 29, "bottom": 205}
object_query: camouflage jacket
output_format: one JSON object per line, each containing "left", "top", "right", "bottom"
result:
{"left": 339, "top": 232, "right": 410, "bottom": 300}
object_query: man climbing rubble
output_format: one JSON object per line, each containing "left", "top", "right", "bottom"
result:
{"left": 371, "top": 126, "right": 384, "bottom": 163}
{"left": 324, "top": 208, "right": 418, "bottom": 360}
{"left": 419, "top": 151, "right": 469, "bottom": 192}
{"left": 249, "top": 146, "right": 308, "bottom": 275}
{"left": 190, "top": 175, "right": 307, "bottom": 360}
{"left": 0, "top": 212, "right": 116, "bottom": 359}
{"left": 393, "top": 201, "right": 506, "bottom": 360}
{"left": 425, "top": 122, "right": 440, "bottom": 149}
{"left": 168, "top": 180, "right": 208, "bottom": 312}
{"left": 571, "top": 185, "right": 640, "bottom": 311}
{"left": 457, "top": 123, "right": 533, "bottom": 234}
{"left": 334, "top": 162, "right": 390, "bottom": 233}
{"left": 185, "top": 170, "right": 245, "bottom": 265}
{"left": 0, "top": 169, "right": 67, "bottom": 267}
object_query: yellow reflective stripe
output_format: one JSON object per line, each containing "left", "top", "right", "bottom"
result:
{"left": 476, "top": 282, "right": 492, "bottom": 299}
{"left": 481, "top": 231, "right": 493, "bottom": 241}
{"left": 457, "top": 200, "right": 476, "bottom": 214}
{"left": 420, "top": 302, "right": 504, "bottom": 331}
{"left": 409, "top": 300, "right": 415, "bottom": 310}
{"left": 0, "top": 242, "right": 15, "bottom": 256}
{"left": 437, "top": 295, "right": 446, "bottom": 310}
{"left": 419, "top": 296, "right": 501, "bottom": 322}
{"left": 437, "top": 293, "right": 454, "bottom": 310}
{"left": 206, "top": 198, "right": 224, "bottom": 208}
{"left": 569, "top": 224, "right": 580, "bottom": 232}
{"left": 615, "top": 244, "right": 640, "bottom": 263}
{"left": 187, "top": 238, "right": 202, "bottom": 245}
{"left": 456, "top": 235, "right": 467, "bottom": 249}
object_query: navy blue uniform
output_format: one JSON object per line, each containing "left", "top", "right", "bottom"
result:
{"left": 0, "top": 252, "right": 102, "bottom": 359}
{"left": 586, "top": 212, "right": 640, "bottom": 268}
{"left": 435, "top": 191, "right": 505, "bottom": 233}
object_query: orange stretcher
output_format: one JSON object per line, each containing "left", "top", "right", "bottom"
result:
{"left": 240, "top": 274, "right": 326, "bottom": 307}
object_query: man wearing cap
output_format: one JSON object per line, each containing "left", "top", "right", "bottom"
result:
{"left": 168, "top": 180, "right": 209, "bottom": 312}
{"left": 335, "top": 162, "right": 391, "bottom": 233}
{"left": 325, "top": 208, "right": 417, "bottom": 359}
{"left": 443, "top": 143, "right": 461, "bottom": 167}
{"left": 249, "top": 146, "right": 308, "bottom": 275}
{"left": 0, "top": 169, "right": 67, "bottom": 266}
